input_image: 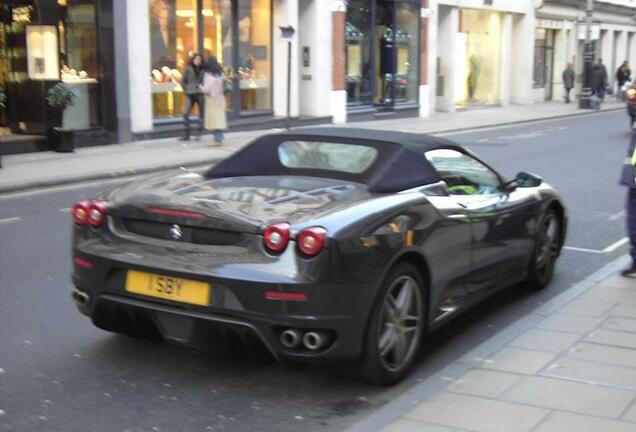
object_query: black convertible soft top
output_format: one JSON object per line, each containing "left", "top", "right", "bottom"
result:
{"left": 205, "top": 127, "right": 463, "bottom": 193}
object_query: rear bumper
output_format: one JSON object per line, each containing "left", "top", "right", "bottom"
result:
{"left": 71, "top": 245, "right": 378, "bottom": 361}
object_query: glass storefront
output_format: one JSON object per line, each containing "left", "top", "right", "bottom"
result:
{"left": 148, "top": 0, "right": 272, "bottom": 121}
{"left": 533, "top": 28, "right": 555, "bottom": 100}
{"left": 345, "top": 0, "right": 419, "bottom": 108}
{"left": 454, "top": 8, "right": 502, "bottom": 106}
{"left": 0, "top": 1, "right": 115, "bottom": 136}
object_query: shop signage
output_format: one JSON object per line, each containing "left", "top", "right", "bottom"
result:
{"left": 577, "top": 23, "right": 601, "bottom": 40}
{"left": 12, "top": 6, "right": 32, "bottom": 23}
{"left": 303, "top": 47, "right": 310, "bottom": 67}
{"left": 536, "top": 19, "right": 574, "bottom": 30}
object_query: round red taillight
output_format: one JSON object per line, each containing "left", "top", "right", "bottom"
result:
{"left": 297, "top": 227, "right": 327, "bottom": 257}
{"left": 87, "top": 201, "right": 108, "bottom": 227}
{"left": 72, "top": 201, "right": 90, "bottom": 225}
{"left": 263, "top": 222, "right": 290, "bottom": 253}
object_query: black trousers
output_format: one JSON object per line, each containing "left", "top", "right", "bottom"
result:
{"left": 183, "top": 94, "right": 205, "bottom": 137}
{"left": 628, "top": 188, "right": 636, "bottom": 264}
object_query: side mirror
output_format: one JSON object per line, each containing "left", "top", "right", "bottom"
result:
{"left": 510, "top": 171, "right": 543, "bottom": 189}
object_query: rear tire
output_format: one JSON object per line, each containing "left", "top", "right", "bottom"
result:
{"left": 359, "top": 263, "right": 426, "bottom": 385}
{"left": 525, "top": 209, "right": 561, "bottom": 291}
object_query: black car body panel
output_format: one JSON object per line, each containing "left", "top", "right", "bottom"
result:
{"left": 71, "top": 128, "right": 568, "bottom": 365}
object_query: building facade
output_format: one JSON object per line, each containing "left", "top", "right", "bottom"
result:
{"left": 534, "top": 0, "right": 636, "bottom": 102}
{"left": 1, "top": 0, "right": 636, "bottom": 153}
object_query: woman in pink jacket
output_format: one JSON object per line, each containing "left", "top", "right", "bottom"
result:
{"left": 201, "top": 56, "right": 227, "bottom": 145}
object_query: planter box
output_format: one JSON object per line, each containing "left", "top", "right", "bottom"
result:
{"left": 51, "top": 128, "right": 75, "bottom": 153}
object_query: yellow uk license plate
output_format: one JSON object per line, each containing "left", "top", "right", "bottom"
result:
{"left": 125, "top": 270, "right": 211, "bottom": 306}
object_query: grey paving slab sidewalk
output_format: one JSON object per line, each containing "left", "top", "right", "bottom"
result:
{"left": 0, "top": 100, "right": 625, "bottom": 195}
{"left": 345, "top": 256, "right": 636, "bottom": 432}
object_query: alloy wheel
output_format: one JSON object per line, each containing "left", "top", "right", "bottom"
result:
{"left": 535, "top": 214, "right": 559, "bottom": 282}
{"left": 377, "top": 275, "right": 423, "bottom": 372}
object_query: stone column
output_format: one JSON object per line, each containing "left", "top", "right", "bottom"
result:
{"left": 330, "top": 0, "right": 347, "bottom": 124}
{"left": 273, "top": 0, "right": 300, "bottom": 118}
{"left": 499, "top": 13, "right": 512, "bottom": 106}
{"left": 435, "top": 5, "right": 458, "bottom": 112}
{"left": 115, "top": 0, "right": 152, "bottom": 135}
{"left": 419, "top": 0, "right": 431, "bottom": 117}
{"left": 511, "top": 10, "right": 535, "bottom": 105}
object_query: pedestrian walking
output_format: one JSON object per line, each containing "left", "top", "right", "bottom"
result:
{"left": 590, "top": 62, "right": 607, "bottom": 109}
{"left": 620, "top": 128, "right": 636, "bottom": 277}
{"left": 562, "top": 63, "right": 575, "bottom": 103}
{"left": 180, "top": 53, "right": 205, "bottom": 141}
{"left": 598, "top": 58, "right": 609, "bottom": 100}
{"left": 616, "top": 61, "right": 632, "bottom": 101}
{"left": 201, "top": 56, "right": 227, "bottom": 146}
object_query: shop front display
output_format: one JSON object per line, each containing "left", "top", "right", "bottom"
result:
{"left": 345, "top": 0, "right": 419, "bottom": 109}
{"left": 454, "top": 8, "right": 502, "bottom": 106}
{"left": 148, "top": 0, "right": 271, "bottom": 121}
{"left": 0, "top": 1, "right": 115, "bottom": 140}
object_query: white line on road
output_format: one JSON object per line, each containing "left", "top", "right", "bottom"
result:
{"left": 563, "top": 246, "right": 603, "bottom": 254}
{"left": 609, "top": 210, "right": 625, "bottom": 221}
{"left": 59, "top": 208, "right": 71, "bottom": 213}
{"left": 563, "top": 237, "right": 629, "bottom": 254}
{"left": 602, "top": 237, "right": 630, "bottom": 253}
{"left": 0, "top": 217, "right": 21, "bottom": 225}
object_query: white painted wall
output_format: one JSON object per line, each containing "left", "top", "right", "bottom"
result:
{"left": 630, "top": 33, "right": 636, "bottom": 71}
{"left": 124, "top": 0, "right": 153, "bottom": 133}
{"left": 273, "top": 0, "right": 300, "bottom": 118}
{"left": 500, "top": 13, "right": 512, "bottom": 106}
{"left": 435, "top": 5, "right": 458, "bottom": 112}
{"left": 298, "top": 0, "right": 331, "bottom": 117}
{"left": 511, "top": 11, "right": 535, "bottom": 104}
{"left": 426, "top": 1, "right": 439, "bottom": 117}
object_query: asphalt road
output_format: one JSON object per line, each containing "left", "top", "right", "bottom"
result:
{"left": 0, "top": 110, "right": 632, "bottom": 432}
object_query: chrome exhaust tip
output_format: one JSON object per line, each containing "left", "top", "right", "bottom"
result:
{"left": 71, "top": 289, "right": 89, "bottom": 306}
{"left": 302, "top": 331, "right": 330, "bottom": 351}
{"left": 280, "top": 329, "right": 302, "bottom": 349}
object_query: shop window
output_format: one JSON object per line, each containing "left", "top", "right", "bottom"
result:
{"left": 149, "top": 0, "right": 198, "bottom": 119}
{"left": 533, "top": 28, "right": 547, "bottom": 87}
{"left": 63, "top": 2, "right": 100, "bottom": 129}
{"left": 346, "top": 0, "right": 372, "bottom": 106}
{"left": 237, "top": 0, "right": 271, "bottom": 112}
{"left": 149, "top": 0, "right": 271, "bottom": 120}
{"left": 202, "top": 0, "right": 233, "bottom": 111}
{"left": 455, "top": 9, "right": 502, "bottom": 106}
{"left": 395, "top": 2, "right": 418, "bottom": 104}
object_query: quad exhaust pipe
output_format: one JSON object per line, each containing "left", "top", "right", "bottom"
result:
{"left": 302, "top": 331, "right": 330, "bottom": 351}
{"left": 280, "top": 329, "right": 302, "bottom": 349}
{"left": 71, "top": 289, "right": 89, "bottom": 306}
{"left": 280, "top": 329, "right": 332, "bottom": 351}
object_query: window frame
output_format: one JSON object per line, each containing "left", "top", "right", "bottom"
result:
{"left": 424, "top": 148, "right": 507, "bottom": 196}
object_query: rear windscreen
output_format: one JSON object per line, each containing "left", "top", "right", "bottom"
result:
{"left": 278, "top": 141, "right": 378, "bottom": 174}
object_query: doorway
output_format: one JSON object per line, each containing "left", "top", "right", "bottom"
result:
{"left": 345, "top": 0, "right": 420, "bottom": 109}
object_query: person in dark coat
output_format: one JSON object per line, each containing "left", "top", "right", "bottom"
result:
{"left": 590, "top": 62, "right": 607, "bottom": 108}
{"left": 562, "top": 63, "right": 575, "bottom": 103}
{"left": 620, "top": 128, "right": 636, "bottom": 277}
{"left": 616, "top": 61, "right": 632, "bottom": 101}
{"left": 180, "top": 54, "right": 205, "bottom": 141}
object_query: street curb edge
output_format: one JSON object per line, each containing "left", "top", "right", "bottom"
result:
{"left": 343, "top": 254, "right": 630, "bottom": 432}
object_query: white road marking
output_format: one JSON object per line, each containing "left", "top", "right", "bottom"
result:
{"left": 563, "top": 246, "right": 603, "bottom": 254}
{"left": 602, "top": 237, "right": 630, "bottom": 253}
{"left": 0, "top": 217, "right": 21, "bottom": 225}
{"left": 563, "top": 237, "right": 630, "bottom": 254}
{"left": 609, "top": 210, "right": 625, "bottom": 221}
{"left": 59, "top": 208, "right": 71, "bottom": 213}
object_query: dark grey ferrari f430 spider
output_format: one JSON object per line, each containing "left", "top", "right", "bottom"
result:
{"left": 71, "top": 128, "right": 567, "bottom": 384}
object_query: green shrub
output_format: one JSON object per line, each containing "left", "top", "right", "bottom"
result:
{"left": 47, "top": 82, "right": 76, "bottom": 111}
